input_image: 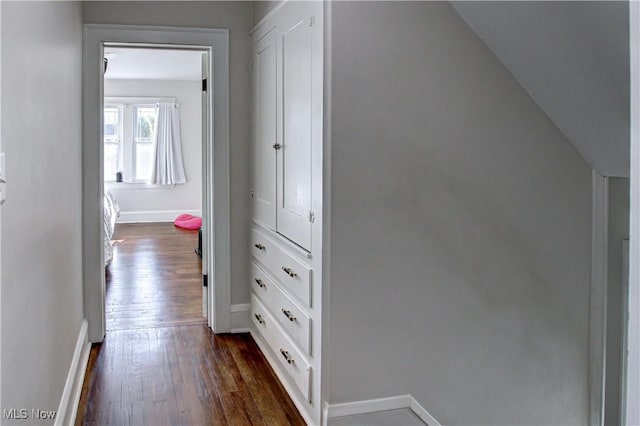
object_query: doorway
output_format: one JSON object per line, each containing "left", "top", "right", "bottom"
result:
{"left": 83, "top": 25, "right": 231, "bottom": 342}
{"left": 102, "top": 46, "right": 205, "bottom": 331}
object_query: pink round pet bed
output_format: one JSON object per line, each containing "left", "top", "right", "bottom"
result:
{"left": 174, "top": 213, "right": 202, "bottom": 230}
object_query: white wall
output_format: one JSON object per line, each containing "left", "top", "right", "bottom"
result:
{"left": 1, "top": 1, "right": 84, "bottom": 423}
{"left": 104, "top": 78, "right": 202, "bottom": 219}
{"left": 327, "top": 2, "right": 592, "bottom": 424}
{"left": 83, "top": 1, "right": 252, "bottom": 304}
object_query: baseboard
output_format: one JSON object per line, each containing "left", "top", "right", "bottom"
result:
{"left": 325, "top": 394, "right": 440, "bottom": 426}
{"left": 230, "top": 303, "right": 250, "bottom": 333}
{"left": 117, "top": 209, "right": 201, "bottom": 224}
{"left": 55, "top": 319, "right": 91, "bottom": 426}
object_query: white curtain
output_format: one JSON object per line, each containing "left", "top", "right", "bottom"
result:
{"left": 149, "top": 102, "right": 186, "bottom": 185}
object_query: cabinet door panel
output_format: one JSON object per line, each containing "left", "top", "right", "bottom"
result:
{"left": 277, "top": 19, "right": 313, "bottom": 250}
{"left": 252, "top": 29, "right": 277, "bottom": 230}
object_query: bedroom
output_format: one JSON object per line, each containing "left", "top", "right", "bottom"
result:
{"left": 102, "top": 46, "right": 206, "bottom": 331}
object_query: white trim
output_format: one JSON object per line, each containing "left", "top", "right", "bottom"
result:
{"left": 230, "top": 304, "right": 250, "bottom": 333}
{"left": 626, "top": 3, "right": 640, "bottom": 424}
{"left": 105, "top": 96, "right": 177, "bottom": 105}
{"left": 83, "top": 24, "right": 231, "bottom": 342}
{"left": 324, "top": 394, "right": 441, "bottom": 426}
{"left": 116, "top": 209, "right": 201, "bottom": 224}
{"left": 620, "top": 240, "right": 630, "bottom": 425}
{"left": 55, "top": 319, "right": 91, "bottom": 426}
{"left": 328, "top": 395, "right": 411, "bottom": 419}
{"left": 409, "top": 397, "right": 441, "bottom": 426}
{"left": 590, "top": 170, "right": 608, "bottom": 426}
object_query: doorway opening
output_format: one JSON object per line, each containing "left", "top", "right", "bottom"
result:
{"left": 102, "top": 46, "right": 206, "bottom": 331}
{"left": 83, "top": 25, "right": 231, "bottom": 343}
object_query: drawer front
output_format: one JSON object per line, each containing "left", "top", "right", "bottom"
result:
{"left": 251, "top": 262, "right": 312, "bottom": 355}
{"left": 251, "top": 229, "right": 312, "bottom": 307}
{"left": 251, "top": 295, "right": 311, "bottom": 401}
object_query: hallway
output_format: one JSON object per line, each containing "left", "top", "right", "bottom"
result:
{"left": 76, "top": 223, "right": 304, "bottom": 425}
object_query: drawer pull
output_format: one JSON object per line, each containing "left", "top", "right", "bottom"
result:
{"left": 254, "top": 243, "right": 266, "bottom": 250}
{"left": 282, "top": 266, "right": 297, "bottom": 277}
{"left": 254, "top": 313, "right": 265, "bottom": 325}
{"left": 280, "top": 348, "right": 295, "bottom": 364}
{"left": 254, "top": 278, "right": 266, "bottom": 288}
{"left": 281, "top": 308, "right": 297, "bottom": 322}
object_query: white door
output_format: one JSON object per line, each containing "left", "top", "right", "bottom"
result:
{"left": 276, "top": 16, "right": 314, "bottom": 251}
{"left": 252, "top": 28, "right": 278, "bottom": 230}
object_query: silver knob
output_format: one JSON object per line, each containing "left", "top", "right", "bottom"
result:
{"left": 282, "top": 266, "right": 297, "bottom": 277}
{"left": 282, "top": 308, "right": 297, "bottom": 322}
{"left": 279, "top": 349, "right": 294, "bottom": 364}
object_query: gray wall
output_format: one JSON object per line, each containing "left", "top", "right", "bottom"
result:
{"left": 605, "top": 177, "right": 630, "bottom": 426}
{"left": 83, "top": 1, "right": 253, "bottom": 304}
{"left": 451, "top": 1, "right": 630, "bottom": 178}
{"left": 104, "top": 79, "right": 202, "bottom": 216}
{"left": 252, "top": 1, "right": 281, "bottom": 26}
{"left": 327, "top": 2, "right": 592, "bottom": 424}
{"left": 1, "top": 1, "right": 84, "bottom": 422}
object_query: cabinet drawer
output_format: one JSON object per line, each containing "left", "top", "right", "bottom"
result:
{"left": 251, "top": 295, "right": 312, "bottom": 401}
{"left": 251, "top": 229, "right": 312, "bottom": 307}
{"left": 251, "top": 262, "right": 312, "bottom": 355}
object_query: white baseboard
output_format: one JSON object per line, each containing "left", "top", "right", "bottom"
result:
{"left": 55, "top": 319, "right": 91, "bottom": 426}
{"left": 325, "top": 394, "right": 440, "bottom": 426}
{"left": 230, "top": 303, "right": 250, "bottom": 333}
{"left": 116, "top": 209, "right": 201, "bottom": 224}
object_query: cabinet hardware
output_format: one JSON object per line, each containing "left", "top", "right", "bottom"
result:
{"left": 254, "top": 313, "right": 265, "bottom": 324}
{"left": 254, "top": 243, "right": 266, "bottom": 250}
{"left": 280, "top": 348, "right": 295, "bottom": 364}
{"left": 282, "top": 308, "right": 297, "bottom": 322}
{"left": 254, "top": 278, "right": 266, "bottom": 288}
{"left": 273, "top": 143, "right": 282, "bottom": 150}
{"left": 282, "top": 266, "right": 297, "bottom": 277}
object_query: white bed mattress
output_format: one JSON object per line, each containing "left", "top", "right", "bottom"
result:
{"left": 104, "top": 191, "right": 120, "bottom": 266}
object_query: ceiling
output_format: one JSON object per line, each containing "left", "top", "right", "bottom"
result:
{"left": 451, "top": 1, "right": 630, "bottom": 177}
{"left": 104, "top": 47, "right": 203, "bottom": 81}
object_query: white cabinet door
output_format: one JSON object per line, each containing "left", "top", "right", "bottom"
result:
{"left": 252, "top": 28, "right": 278, "bottom": 230}
{"left": 276, "top": 16, "right": 315, "bottom": 251}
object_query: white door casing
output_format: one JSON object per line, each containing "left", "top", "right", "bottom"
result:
{"left": 82, "top": 25, "right": 231, "bottom": 341}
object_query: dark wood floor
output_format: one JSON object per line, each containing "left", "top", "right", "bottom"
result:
{"left": 105, "top": 223, "right": 206, "bottom": 331}
{"left": 76, "top": 223, "right": 305, "bottom": 426}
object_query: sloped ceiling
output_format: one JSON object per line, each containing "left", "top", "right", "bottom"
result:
{"left": 451, "top": 1, "right": 630, "bottom": 177}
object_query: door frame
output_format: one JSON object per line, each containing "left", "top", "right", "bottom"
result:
{"left": 82, "top": 24, "right": 231, "bottom": 342}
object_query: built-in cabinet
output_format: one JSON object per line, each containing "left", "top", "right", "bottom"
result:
{"left": 252, "top": 1, "right": 320, "bottom": 252}
{"left": 250, "top": 2, "right": 324, "bottom": 424}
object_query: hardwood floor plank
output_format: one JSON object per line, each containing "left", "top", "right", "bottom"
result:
{"left": 76, "top": 223, "right": 305, "bottom": 425}
{"left": 106, "top": 223, "right": 206, "bottom": 331}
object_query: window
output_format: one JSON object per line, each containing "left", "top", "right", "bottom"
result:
{"left": 134, "top": 106, "right": 157, "bottom": 181}
{"left": 104, "top": 99, "right": 159, "bottom": 183}
{"left": 103, "top": 106, "right": 122, "bottom": 182}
